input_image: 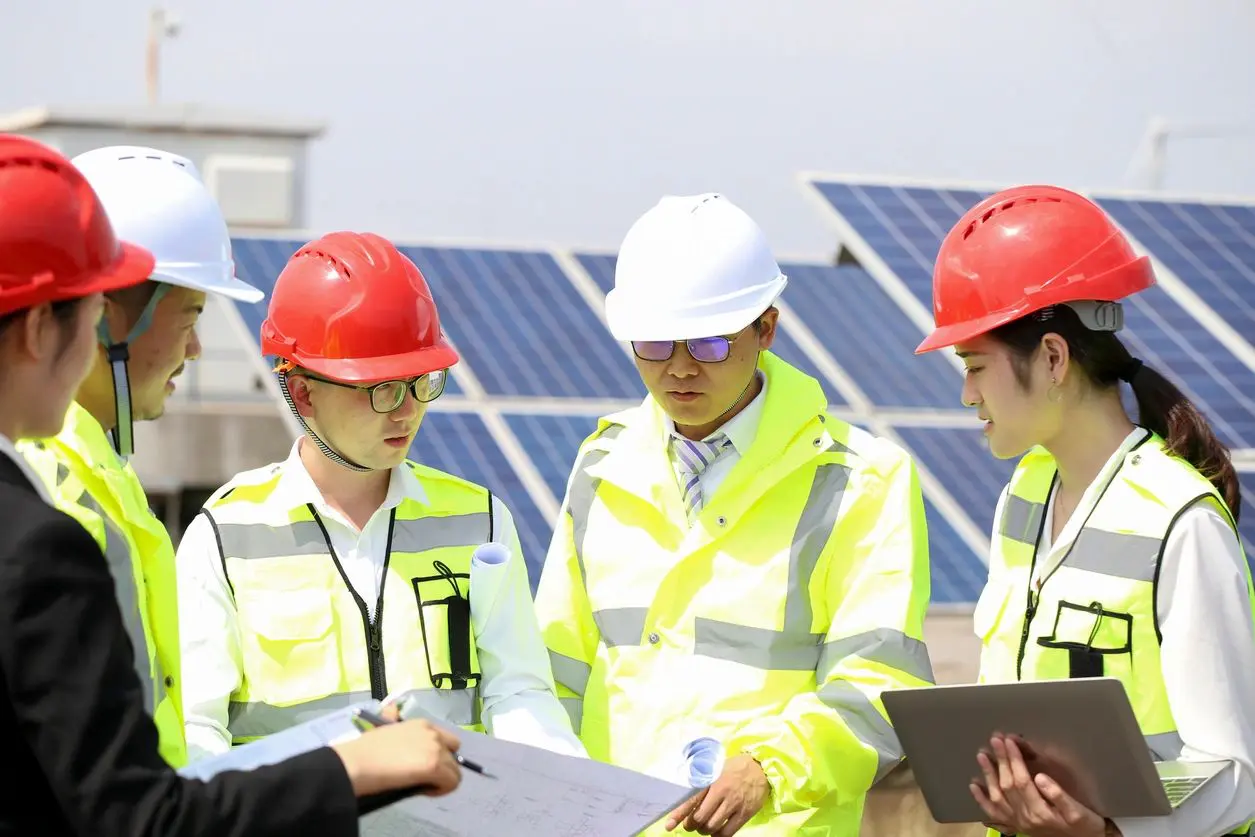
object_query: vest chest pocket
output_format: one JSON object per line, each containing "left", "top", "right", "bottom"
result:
{"left": 1036, "top": 600, "right": 1133, "bottom": 679}
{"left": 412, "top": 562, "right": 481, "bottom": 691}
{"left": 237, "top": 590, "right": 340, "bottom": 697}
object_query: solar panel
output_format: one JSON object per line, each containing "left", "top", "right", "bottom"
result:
{"left": 1098, "top": 198, "right": 1255, "bottom": 345}
{"left": 781, "top": 264, "right": 961, "bottom": 408}
{"left": 573, "top": 253, "right": 846, "bottom": 404}
{"left": 409, "top": 412, "right": 551, "bottom": 591}
{"left": 230, "top": 237, "right": 465, "bottom": 395}
{"left": 811, "top": 182, "right": 1255, "bottom": 449}
{"left": 892, "top": 425, "right": 1013, "bottom": 545}
{"left": 504, "top": 413, "right": 602, "bottom": 501}
{"left": 924, "top": 497, "right": 987, "bottom": 604}
{"left": 403, "top": 247, "right": 641, "bottom": 399}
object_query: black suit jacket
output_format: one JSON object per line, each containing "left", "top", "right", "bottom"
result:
{"left": 0, "top": 450, "right": 359, "bottom": 836}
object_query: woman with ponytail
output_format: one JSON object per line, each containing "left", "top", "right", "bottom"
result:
{"left": 915, "top": 185, "right": 1255, "bottom": 837}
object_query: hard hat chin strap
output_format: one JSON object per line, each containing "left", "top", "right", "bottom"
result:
{"left": 98, "top": 284, "right": 170, "bottom": 457}
{"left": 276, "top": 372, "right": 373, "bottom": 473}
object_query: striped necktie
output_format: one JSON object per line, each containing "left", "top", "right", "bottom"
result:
{"left": 671, "top": 433, "right": 733, "bottom": 522}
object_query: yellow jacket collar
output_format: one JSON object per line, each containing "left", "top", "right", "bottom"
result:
{"left": 586, "top": 352, "right": 834, "bottom": 510}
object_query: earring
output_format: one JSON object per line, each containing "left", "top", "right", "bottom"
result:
{"left": 1047, "top": 376, "right": 1062, "bottom": 403}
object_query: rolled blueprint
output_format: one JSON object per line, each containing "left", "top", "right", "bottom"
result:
{"left": 682, "top": 736, "right": 725, "bottom": 788}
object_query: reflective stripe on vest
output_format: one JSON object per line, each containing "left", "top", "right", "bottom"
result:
{"left": 59, "top": 464, "right": 166, "bottom": 714}
{"left": 207, "top": 463, "right": 492, "bottom": 743}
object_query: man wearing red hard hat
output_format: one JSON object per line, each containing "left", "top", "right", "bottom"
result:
{"left": 916, "top": 185, "right": 1255, "bottom": 837}
{"left": 0, "top": 135, "right": 465, "bottom": 836}
{"left": 175, "top": 231, "right": 584, "bottom": 765}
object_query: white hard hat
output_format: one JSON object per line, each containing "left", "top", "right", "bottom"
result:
{"left": 605, "top": 193, "right": 787, "bottom": 342}
{"left": 71, "top": 145, "right": 263, "bottom": 303}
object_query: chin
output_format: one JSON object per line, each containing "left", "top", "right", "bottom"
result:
{"left": 986, "top": 435, "right": 1031, "bottom": 461}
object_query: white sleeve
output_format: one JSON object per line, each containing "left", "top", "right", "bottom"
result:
{"left": 1114, "top": 501, "right": 1255, "bottom": 837}
{"left": 471, "top": 496, "right": 588, "bottom": 758}
{"left": 175, "top": 511, "right": 244, "bottom": 762}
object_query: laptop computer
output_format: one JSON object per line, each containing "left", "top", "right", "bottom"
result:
{"left": 880, "top": 677, "right": 1230, "bottom": 823}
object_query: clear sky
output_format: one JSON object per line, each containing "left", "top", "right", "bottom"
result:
{"left": 3, "top": 0, "right": 1253, "bottom": 259}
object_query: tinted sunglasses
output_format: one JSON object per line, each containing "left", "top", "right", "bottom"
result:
{"left": 303, "top": 369, "right": 448, "bottom": 413}
{"left": 631, "top": 332, "right": 747, "bottom": 364}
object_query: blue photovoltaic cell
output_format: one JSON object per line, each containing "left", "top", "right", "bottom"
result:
{"left": 892, "top": 425, "right": 1013, "bottom": 544}
{"left": 230, "top": 237, "right": 465, "bottom": 394}
{"left": 408, "top": 412, "right": 550, "bottom": 591}
{"left": 1100, "top": 198, "right": 1255, "bottom": 342}
{"left": 781, "top": 264, "right": 961, "bottom": 408}
{"left": 812, "top": 182, "right": 1255, "bottom": 448}
{"left": 924, "top": 497, "right": 986, "bottom": 604}
{"left": 574, "top": 253, "right": 845, "bottom": 404}
{"left": 504, "top": 414, "right": 602, "bottom": 501}
{"left": 403, "top": 247, "right": 641, "bottom": 399}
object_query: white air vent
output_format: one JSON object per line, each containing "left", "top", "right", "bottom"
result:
{"left": 203, "top": 153, "right": 294, "bottom": 228}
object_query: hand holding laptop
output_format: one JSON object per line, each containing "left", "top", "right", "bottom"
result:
{"left": 971, "top": 732, "right": 1112, "bottom": 837}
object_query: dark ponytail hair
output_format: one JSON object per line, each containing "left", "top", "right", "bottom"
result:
{"left": 990, "top": 305, "right": 1240, "bottom": 521}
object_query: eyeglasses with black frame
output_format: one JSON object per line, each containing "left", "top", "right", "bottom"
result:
{"left": 303, "top": 369, "right": 449, "bottom": 413}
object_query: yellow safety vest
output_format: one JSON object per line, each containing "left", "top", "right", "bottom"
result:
{"left": 976, "top": 434, "right": 1255, "bottom": 837}
{"left": 201, "top": 459, "right": 492, "bottom": 743}
{"left": 18, "top": 402, "right": 187, "bottom": 768}
{"left": 535, "top": 352, "right": 935, "bottom": 837}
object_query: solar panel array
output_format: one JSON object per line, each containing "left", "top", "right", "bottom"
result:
{"left": 225, "top": 177, "right": 1255, "bottom": 601}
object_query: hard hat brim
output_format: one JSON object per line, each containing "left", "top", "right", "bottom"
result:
{"left": 69, "top": 241, "right": 157, "bottom": 300}
{"left": 154, "top": 261, "right": 264, "bottom": 303}
{"left": 606, "top": 274, "right": 787, "bottom": 342}
{"left": 281, "top": 340, "right": 460, "bottom": 384}
{"left": 914, "top": 307, "right": 1023, "bottom": 355}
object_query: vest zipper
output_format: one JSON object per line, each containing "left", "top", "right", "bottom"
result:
{"left": 308, "top": 505, "right": 395, "bottom": 701}
{"left": 1016, "top": 590, "right": 1037, "bottom": 681}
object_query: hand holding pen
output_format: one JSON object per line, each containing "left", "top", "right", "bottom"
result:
{"left": 354, "top": 707, "right": 494, "bottom": 779}
{"left": 330, "top": 707, "right": 463, "bottom": 803}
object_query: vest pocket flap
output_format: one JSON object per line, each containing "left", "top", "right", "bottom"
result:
{"left": 1037, "top": 600, "right": 1132, "bottom": 654}
{"left": 240, "top": 591, "right": 335, "bottom": 641}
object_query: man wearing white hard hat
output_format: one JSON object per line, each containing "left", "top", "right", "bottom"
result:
{"left": 534, "top": 193, "right": 935, "bottom": 836}
{"left": 19, "top": 146, "right": 265, "bottom": 768}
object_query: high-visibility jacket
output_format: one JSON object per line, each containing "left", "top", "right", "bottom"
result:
{"left": 976, "top": 434, "right": 1255, "bottom": 837}
{"left": 534, "top": 352, "right": 935, "bottom": 837}
{"left": 201, "top": 459, "right": 492, "bottom": 744}
{"left": 18, "top": 402, "right": 187, "bottom": 768}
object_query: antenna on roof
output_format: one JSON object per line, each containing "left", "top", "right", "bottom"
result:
{"left": 145, "top": 7, "right": 182, "bottom": 105}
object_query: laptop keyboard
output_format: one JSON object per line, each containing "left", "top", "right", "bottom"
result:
{"left": 1161, "top": 776, "right": 1208, "bottom": 806}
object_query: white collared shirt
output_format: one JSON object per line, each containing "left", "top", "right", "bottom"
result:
{"left": 0, "top": 433, "right": 54, "bottom": 505}
{"left": 177, "top": 438, "right": 585, "bottom": 762}
{"left": 666, "top": 371, "right": 767, "bottom": 504}
{"left": 989, "top": 428, "right": 1255, "bottom": 836}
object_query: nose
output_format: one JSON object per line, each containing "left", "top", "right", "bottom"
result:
{"left": 185, "top": 327, "right": 203, "bottom": 363}
{"left": 960, "top": 375, "right": 980, "bottom": 408}
{"left": 390, "top": 389, "right": 422, "bottom": 422}
{"left": 664, "top": 342, "right": 699, "bottom": 378}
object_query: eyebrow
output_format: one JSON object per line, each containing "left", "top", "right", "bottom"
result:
{"left": 955, "top": 350, "right": 982, "bottom": 359}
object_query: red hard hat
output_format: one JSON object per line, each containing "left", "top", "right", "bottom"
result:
{"left": 914, "top": 185, "right": 1155, "bottom": 354}
{"left": 260, "top": 231, "right": 458, "bottom": 382}
{"left": 0, "top": 134, "right": 154, "bottom": 318}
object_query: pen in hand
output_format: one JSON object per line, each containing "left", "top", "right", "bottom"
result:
{"left": 355, "top": 708, "right": 492, "bottom": 777}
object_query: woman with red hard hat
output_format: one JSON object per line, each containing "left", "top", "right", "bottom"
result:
{"left": 916, "top": 185, "right": 1255, "bottom": 837}
{"left": 0, "top": 135, "right": 465, "bottom": 836}
{"left": 176, "top": 231, "right": 583, "bottom": 775}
